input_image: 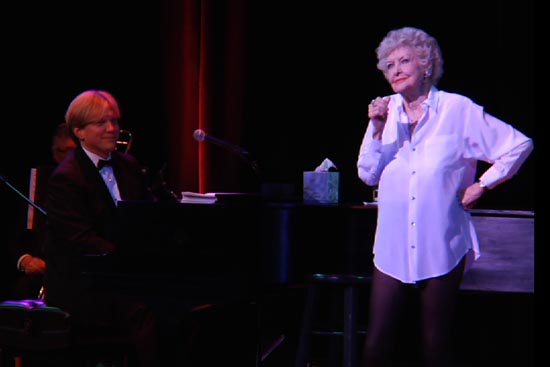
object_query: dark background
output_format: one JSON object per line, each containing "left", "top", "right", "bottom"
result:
{"left": 243, "top": 1, "right": 535, "bottom": 210}
{"left": 0, "top": 1, "right": 535, "bottom": 212}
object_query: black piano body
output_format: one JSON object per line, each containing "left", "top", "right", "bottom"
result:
{"left": 80, "top": 199, "right": 378, "bottom": 309}
{"left": 78, "top": 200, "right": 376, "bottom": 365}
{"left": 107, "top": 199, "right": 377, "bottom": 290}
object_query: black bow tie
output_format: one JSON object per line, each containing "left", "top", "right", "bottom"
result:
{"left": 97, "top": 159, "right": 112, "bottom": 169}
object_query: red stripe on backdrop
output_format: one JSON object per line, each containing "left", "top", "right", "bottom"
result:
{"left": 164, "top": 0, "right": 248, "bottom": 194}
{"left": 198, "top": 0, "right": 207, "bottom": 193}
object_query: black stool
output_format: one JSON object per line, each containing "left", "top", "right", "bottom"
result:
{"left": 0, "top": 299, "right": 131, "bottom": 367}
{"left": 294, "top": 273, "right": 371, "bottom": 367}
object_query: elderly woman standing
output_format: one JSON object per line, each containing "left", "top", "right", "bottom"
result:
{"left": 357, "top": 27, "right": 533, "bottom": 367}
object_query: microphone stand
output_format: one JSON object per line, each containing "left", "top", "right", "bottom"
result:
{"left": 193, "top": 129, "right": 261, "bottom": 176}
{"left": 0, "top": 174, "right": 47, "bottom": 216}
{"left": 237, "top": 150, "right": 261, "bottom": 176}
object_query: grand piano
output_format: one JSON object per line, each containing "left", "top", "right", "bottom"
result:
{"left": 106, "top": 198, "right": 378, "bottom": 296}
{"left": 76, "top": 198, "right": 377, "bottom": 366}
{"left": 90, "top": 197, "right": 376, "bottom": 366}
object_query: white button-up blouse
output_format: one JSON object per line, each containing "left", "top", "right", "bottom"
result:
{"left": 357, "top": 87, "right": 533, "bottom": 283}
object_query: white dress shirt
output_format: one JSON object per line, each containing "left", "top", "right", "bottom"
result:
{"left": 82, "top": 147, "right": 121, "bottom": 205}
{"left": 357, "top": 87, "right": 533, "bottom": 283}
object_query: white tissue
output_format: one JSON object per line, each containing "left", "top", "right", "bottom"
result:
{"left": 314, "top": 158, "right": 338, "bottom": 172}
{"left": 303, "top": 158, "right": 339, "bottom": 204}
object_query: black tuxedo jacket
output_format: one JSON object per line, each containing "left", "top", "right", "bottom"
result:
{"left": 44, "top": 146, "right": 154, "bottom": 314}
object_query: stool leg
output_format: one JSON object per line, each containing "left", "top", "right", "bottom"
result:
{"left": 343, "top": 285, "right": 357, "bottom": 367}
{"left": 295, "top": 284, "right": 318, "bottom": 367}
{"left": 0, "top": 351, "right": 16, "bottom": 367}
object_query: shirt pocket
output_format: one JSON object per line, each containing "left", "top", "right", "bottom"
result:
{"left": 421, "top": 134, "right": 462, "bottom": 171}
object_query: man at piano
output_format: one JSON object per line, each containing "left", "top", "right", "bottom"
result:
{"left": 43, "top": 90, "right": 160, "bottom": 367}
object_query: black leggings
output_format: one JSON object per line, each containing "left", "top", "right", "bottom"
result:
{"left": 360, "top": 257, "right": 466, "bottom": 367}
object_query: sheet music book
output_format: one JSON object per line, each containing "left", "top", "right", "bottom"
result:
{"left": 180, "top": 191, "right": 217, "bottom": 204}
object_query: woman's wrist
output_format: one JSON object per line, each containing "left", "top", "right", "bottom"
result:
{"left": 477, "top": 180, "right": 489, "bottom": 192}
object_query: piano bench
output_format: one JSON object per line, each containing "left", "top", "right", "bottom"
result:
{"left": 0, "top": 299, "right": 132, "bottom": 367}
{"left": 295, "top": 273, "right": 372, "bottom": 367}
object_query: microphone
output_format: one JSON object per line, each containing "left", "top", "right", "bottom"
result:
{"left": 192, "top": 129, "right": 260, "bottom": 173}
{"left": 193, "top": 129, "right": 249, "bottom": 156}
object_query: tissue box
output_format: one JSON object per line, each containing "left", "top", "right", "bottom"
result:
{"left": 303, "top": 171, "right": 339, "bottom": 204}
